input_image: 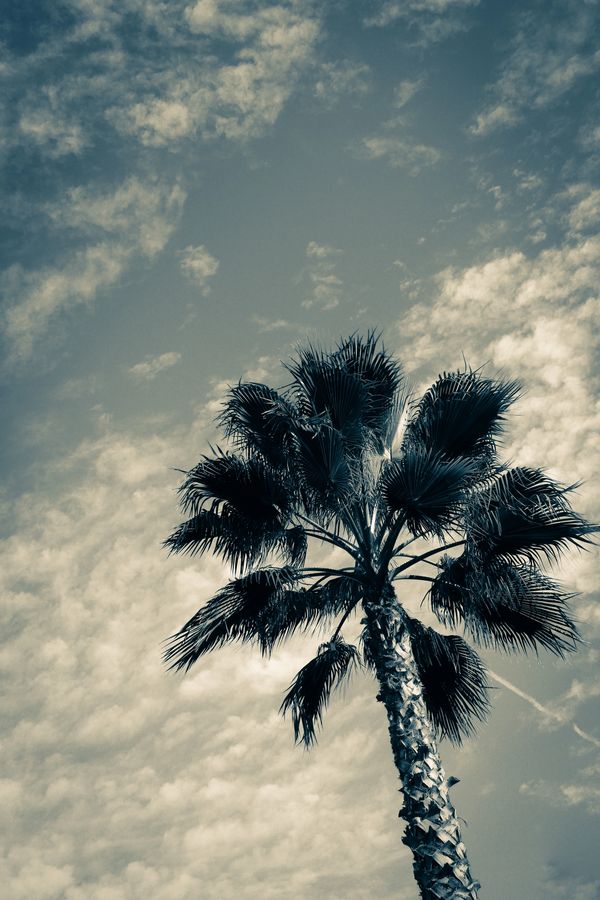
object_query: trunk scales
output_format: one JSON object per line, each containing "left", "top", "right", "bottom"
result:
{"left": 363, "top": 585, "right": 480, "bottom": 900}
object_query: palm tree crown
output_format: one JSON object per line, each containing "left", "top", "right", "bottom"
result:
{"left": 164, "top": 333, "right": 594, "bottom": 898}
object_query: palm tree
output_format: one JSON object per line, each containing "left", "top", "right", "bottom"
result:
{"left": 164, "top": 333, "right": 594, "bottom": 900}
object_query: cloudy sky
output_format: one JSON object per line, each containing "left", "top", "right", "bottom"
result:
{"left": 2, "top": 1, "right": 600, "bottom": 897}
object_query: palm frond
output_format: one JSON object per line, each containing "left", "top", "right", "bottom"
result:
{"left": 379, "top": 449, "right": 478, "bottom": 538}
{"left": 265, "top": 575, "right": 363, "bottom": 649}
{"left": 293, "top": 424, "right": 353, "bottom": 507}
{"left": 403, "top": 369, "right": 521, "bottom": 465}
{"left": 282, "top": 525, "right": 308, "bottom": 567}
{"left": 429, "top": 555, "right": 580, "bottom": 655}
{"left": 178, "top": 449, "right": 293, "bottom": 525}
{"left": 217, "top": 381, "right": 292, "bottom": 467}
{"left": 164, "top": 507, "right": 287, "bottom": 570}
{"left": 280, "top": 636, "right": 359, "bottom": 746}
{"left": 163, "top": 566, "right": 301, "bottom": 670}
{"left": 285, "top": 346, "right": 367, "bottom": 434}
{"left": 333, "top": 331, "right": 404, "bottom": 440}
{"left": 468, "top": 467, "right": 595, "bottom": 564}
{"left": 406, "top": 617, "right": 490, "bottom": 745}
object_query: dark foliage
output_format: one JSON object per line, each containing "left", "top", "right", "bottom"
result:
{"left": 403, "top": 369, "right": 521, "bottom": 465}
{"left": 468, "top": 467, "right": 595, "bottom": 564}
{"left": 379, "top": 448, "right": 478, "bottom": 538}
{"left": 430, "top": 555, "right": 580, "bottom": 655}
{"left": 280, "top": 637, "right": 359, "bottom": 746}
{"left": 406, "top": 617, "right": 490, "bottom": 744}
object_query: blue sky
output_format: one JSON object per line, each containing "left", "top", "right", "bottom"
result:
{"left": 1, "top": 1, "right": 600, "bottom": 898}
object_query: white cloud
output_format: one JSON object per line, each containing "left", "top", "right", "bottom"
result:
{"left": 471, "top": 4, "right": 600, "bottom": 135}
{"left": 355, "top": 135, "right": 441, "bottom": 174}
{"left": 302, "top": 242, "right": 344, "bottom": 310}
{"left": 179, "top": 244, "right": 220, "bottom": 293}
{"left": 128, "top": 352, "right": 182, "bottom": 381}
{"left": 519, "top": 780, "right": 600, "bottom": 816}
{"left": 564, "top": 185, "right": 600, "bottom": 235}
{"left": 393, "top": 78, "right": 424, "bottom": 108}
{"left": 2, "top": 243, "right": 129, "bottom": 366}
{"left": 363, "top": 0, "right": 480, "bottom": 43}
{"left": 2, "top": 178, "right": 185, "bottom": 367}
{"left": 314, "top": 60, "right": 371, "bottom": 107}
{"left": 18, "top": 109, "right": 87, "bottom": 158}
{"left": 0, "top": 411, "right": 418, "bottom": 899}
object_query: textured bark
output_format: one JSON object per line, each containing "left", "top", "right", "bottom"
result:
{"left": 363, "top": 585, "right": 480, "bottom": 900}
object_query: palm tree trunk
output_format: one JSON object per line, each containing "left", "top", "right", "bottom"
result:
{"left": 363, "top": 585, "right": 480, "bottom": 900}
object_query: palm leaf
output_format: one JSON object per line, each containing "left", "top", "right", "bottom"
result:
{"left": 285, "top": 346, "right": 367, "bottom": 435}
{"left": 293, "top": 424, "right": 353, "bottom": 507}
{"left": 333, "top": 331, "right": 404, "bottom": 444}
{"left": 218, "top": 381, "right": 292, "bottom": 468}
{"left": 403, "top": 369, "right": 521, "bottom": 464}
{"left": 406, "top": 617, "right": 490, "bottom": 744}
{"left": 280, "top": 637, "right": 359, "bottom": 746}
{"left": 379, "top": 448, "right": 478, "bottom": 538}
{"left": 468, "top": 467, "right": 595, "bottom": 564}
{"left": 163, "top": 567, "right": 301, "bottom": 669}
{"left": 178, "top": 449, "right": 293, "bottom": 525}
{"left": 429, "top": 555, "right": 580, "bottom": 655}
{"left": 164, "top": 507, "right": 290, "bottom": 570}
{"left": 265, "top": 575, "right": 363, "bottom": 649}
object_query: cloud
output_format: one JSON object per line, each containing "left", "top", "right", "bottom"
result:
{"left": 395, "top": 230, "right": 600, "bottom": 518}
{"left": 179, "top": 244, "right": 220, "bottom": 293}
{"left": 302, "top": 242, "right": 344, "bottom": 310}
{"left": 393, "top": 78, "right": 424, "bottom": 109}
{"left": 107, "top": 2, "right": 321, "bottom": 146}
{"left": 5, "top": 2, "right": 321, "bottom": 155}
{"left": 471, "top": 3, "right": 600, "bottom": 135}
{"left": 2, "top": 178, "right": 185, "bottom": 367}
{"left": 363, "top": 0, "right": 480, "bottom": 44}
{"left": 128, "top": 352, "right": 182, "bottom": 381}
{"left": 519, "top": 780, "right": 600, "bottom": 816}
{"left": 355, "top": 134, "right": 441, "bottom": 174}
{"left": 313, "top": 60, "right": 371, "bottom": 107}
{"left": 0, "top": 410, "right": 419, "bottom": 899}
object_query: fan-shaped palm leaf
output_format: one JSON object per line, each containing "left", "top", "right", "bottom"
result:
{"left": 165, "top": 507, "right": 291, "bottom": 570}
{"left": 218, "top": 382, "right": 292, "bottom": 467}
{"left": 406, "top": 617, "right": 490, "bottom": 744}
{"left": 293, "top": 424, "right": 353, "bottom": 507}
{"left": 468, "top": 467, "right": 594, "bottom": 564}
{"left": 429, "top": 555, "right": 580, "bottom": 656}
{"left": 280, "top": 636, "right": 359, "bottom": 746}
{"left": 179, "top": 450, "right": 293, "bottom": 525}
{"left": 163, "top": 567, "right": 301, "bottom": 669}
{"left": 333, "top": 331, "right": 404, "bottom": 443}
{"left": 266, "top": 575, "right": 364, "bottom": 649}
{"left": 404, "top": 370, "right": 521, "bottom": 465}
{"left": 379, "top": 449, "right": 478, "bottom": 538}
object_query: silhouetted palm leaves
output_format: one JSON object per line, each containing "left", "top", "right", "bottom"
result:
{"left": 165, "top": 333, "right": 595, "bottom": 744}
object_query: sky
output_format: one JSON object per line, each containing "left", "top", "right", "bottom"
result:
{"left": 1, "top": 0, "right": 600, "bottom": 898}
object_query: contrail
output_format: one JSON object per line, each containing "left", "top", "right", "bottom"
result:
{"left": 489, "top": 670, "right": 600, "bottom": 748}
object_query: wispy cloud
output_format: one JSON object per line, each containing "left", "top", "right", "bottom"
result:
{"left": 393, "top": 78, "right": 425, "bottom": 109}
{"left": 302, "top": 242, "right": 344, "bottom": 310}
{"left": 355, "top": 134, "right": 441, "bottom": 174}
{"left": 179, "top": 245, "right": 220, "bottom": 294}
{"left": 2, "top": 178, "right": 185, "bottom": 367}
{"left": 489, "top": 671, "right": 600, "bottom": 749}
{"left": 471, "top": 2, "right": 600, "bottom": 135}
{"left": 363, "top": 0, "right": 480, "bottom": 44}
{"left": 314, "top": 61, "right": 371, "bottom": 107}
{"left": 128, "top": 352, "right": 182, "bottom": 381}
